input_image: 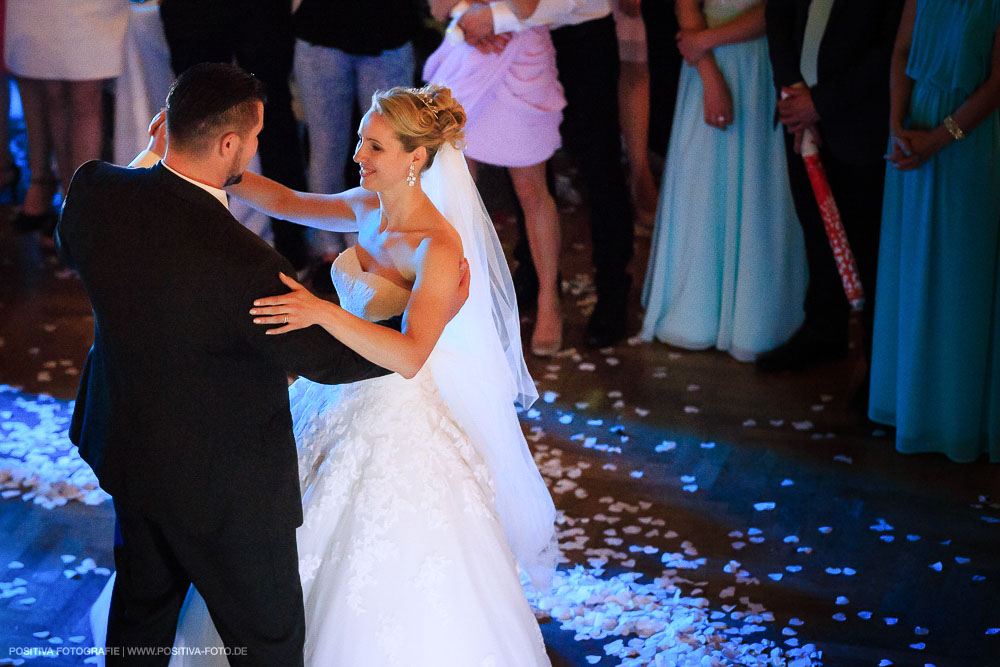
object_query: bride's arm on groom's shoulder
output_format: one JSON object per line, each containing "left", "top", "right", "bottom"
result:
{"left": 250, "top": 237, "right": 470, "bottom": 379}
{"left": 127, "top": 109, "right": 168, "bottom": 168}
{"left": 227, "top": 172, "right": 371, "bottom": 233}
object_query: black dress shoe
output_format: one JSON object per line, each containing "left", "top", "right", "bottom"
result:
{"left": 755, "top": 326, "right": 847, "bottom": 373}
{"left": 586, "top": 295, "right": 628, "bottom": 348}
{"left": 850, "top": 379, "right": 871, "bottom": 416}
{"left": 586, "top": 275, "right": 632, "bottom": 348}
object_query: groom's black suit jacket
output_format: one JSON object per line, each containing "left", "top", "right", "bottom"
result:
{"left": 766, "top": 0, "right": 903, "bottom": 165}
{"left": 56, "top": 161, "right": 391, "bottom": 533}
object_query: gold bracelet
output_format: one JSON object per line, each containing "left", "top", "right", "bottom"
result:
{"left": 943, "top": 115, "right": 965, "bottom": 141}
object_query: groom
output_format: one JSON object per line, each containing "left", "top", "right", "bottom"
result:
{"left": 56, "top": 63, "right": 468, "bottom": 665}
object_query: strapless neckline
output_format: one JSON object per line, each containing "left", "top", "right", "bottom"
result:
{"left": 330, "top": 246, "right": 412, "bottom": 323}
{"left": 332, "top": 246, "right": 412, "bottom": 295}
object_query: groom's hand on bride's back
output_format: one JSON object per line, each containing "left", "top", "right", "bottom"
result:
{"left": 447, "top": 258, "right": 471, "bottom": 323}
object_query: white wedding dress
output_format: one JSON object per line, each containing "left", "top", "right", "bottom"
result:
{"left": 90, "top": 245, "right": 551, "bottom": 667}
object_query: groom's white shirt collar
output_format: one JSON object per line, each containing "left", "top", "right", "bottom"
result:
{"left": 161, "top": 160, "right": 230, "bottom": 211}
{"left": 131, "top": 150, "right": 230, "bottom": 211}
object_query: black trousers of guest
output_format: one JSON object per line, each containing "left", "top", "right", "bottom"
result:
{"left": 105, "top": 501, "right": 304, "bottom": 667}
{"left": 552, "top": 15, "right": 633, "bottom": 297}
{"left": 514, "top": 15, "right": 633, "bottom": 300}
{"left": 641, "top": 0, "right": 682, "bottom": 158}
{"left": 783, "top": 132, "right": 885, "bottom": 362}
{"left": 159, "top": 0, "right": 309, "bottom": 269}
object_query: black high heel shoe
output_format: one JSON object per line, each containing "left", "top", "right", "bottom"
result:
{"left": 12, "top": 209, "right": 57, "bottom": 233}
{"left": 13, "top": 176, "right": 58, "bottom": 233}
{"left": 0, "top": 163, "right": 21, "bottom": 202}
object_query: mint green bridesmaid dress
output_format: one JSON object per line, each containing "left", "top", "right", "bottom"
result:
{"left": 639, "top": 0, "right": 807, "bottom": 361}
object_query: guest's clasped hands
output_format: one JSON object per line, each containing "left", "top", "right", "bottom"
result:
{"left": 675, "top": 25, "right": 733, "bottom": 129}
{"left": 884, "top": 128, "right": 948, "bottom": 171}
{"left": 702, "top": 71, "right": 734, "bottom": 130}
{"left": 675, "top": 28, "right": 711, "bottom": 65}
{"left": 458, "top": 0, "right": 512, "bottom": 55}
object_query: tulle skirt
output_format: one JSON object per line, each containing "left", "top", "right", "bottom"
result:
{"left": 90, "top": 369, "right": 550, "bottom": 666}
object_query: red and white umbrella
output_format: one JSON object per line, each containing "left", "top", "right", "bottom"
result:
{"left": 799, "top": 129, "right": 865, "bottom": 311}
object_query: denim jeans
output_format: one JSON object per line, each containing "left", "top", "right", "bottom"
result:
{"left": 294, "top": 39, "right": 415, "bottom": 254}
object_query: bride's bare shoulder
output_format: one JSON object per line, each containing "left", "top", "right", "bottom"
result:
{"left": 413, "top": 218, "right": 463, "bottom": 272}
{"left": 342, "top": 188, "right": 380, "bottom": 215}
{"left": 424, "top": 200, "right": 463, "bottom": 247}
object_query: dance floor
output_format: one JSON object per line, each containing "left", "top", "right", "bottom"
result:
{"left": 0, "top": 167, "right": 997, "bottom": 667}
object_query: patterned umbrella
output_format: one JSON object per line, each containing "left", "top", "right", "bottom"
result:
{"left": 800, "top": 129, "right": 865, "bottom": 311}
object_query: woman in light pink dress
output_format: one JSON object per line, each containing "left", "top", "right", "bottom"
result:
{"left": 424, "top": 1, "right": 567, "bottom": 355}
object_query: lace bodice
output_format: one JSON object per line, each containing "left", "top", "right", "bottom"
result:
{"left": 331, "top": 246, "right": 411, "bottom": 323}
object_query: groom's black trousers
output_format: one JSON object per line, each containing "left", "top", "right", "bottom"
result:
{"left": 106, "top": 501, "right": 304, "bottom": 667}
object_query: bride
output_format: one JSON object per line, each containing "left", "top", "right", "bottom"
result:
{"left": 92, "top": 85, "right": 556, "bottom": 666}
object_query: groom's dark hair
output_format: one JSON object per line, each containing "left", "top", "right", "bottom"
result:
{"left": 166, "top": 63, "right": 266, "bottom": 154}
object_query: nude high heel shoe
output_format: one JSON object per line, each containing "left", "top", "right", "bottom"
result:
{"left": 531, "top": 306, "right": 563, "bottom": 357}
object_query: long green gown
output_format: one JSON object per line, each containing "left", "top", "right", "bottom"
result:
{"left": 869, "top": 0, "right": 1000, "bottom": 462}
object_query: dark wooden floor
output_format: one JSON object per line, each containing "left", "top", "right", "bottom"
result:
{"left": 1, "top": 167, "right": 998, "bottom": 667}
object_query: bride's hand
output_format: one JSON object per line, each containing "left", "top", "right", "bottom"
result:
{"left": 147, "top": 108, "right": 167, "bottom": 156}
{"left": 446, "top": 258, "right": 471, "bottom": 321}
{"left": 250, "top": 272, "right": 332, "bottom": 335}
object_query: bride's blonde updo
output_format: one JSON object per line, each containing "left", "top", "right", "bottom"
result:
{"left": 370, "top": 84, "right": 466, "bottom": 172}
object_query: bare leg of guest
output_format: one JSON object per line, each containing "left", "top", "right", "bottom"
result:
{"left": 618, "top": 60, "right": 657, "bottom": 223}
{"left": 42, "top": 80, "right": 72, "bottom": 196}
{"left": 65, "top": 79, "right": 104, "bottom": 191}
{"left": 15, "top": 77, "right": 56, "bottom": 217}
{"left": 45, "top": 79, "right": 103, "bottom": 198}
{"left": 510, "top": 162, "right": 562, "bottom": 356}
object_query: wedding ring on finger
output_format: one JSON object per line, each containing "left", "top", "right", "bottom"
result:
{"left": 283, "top": 315, "right": 287, "bottom": 324}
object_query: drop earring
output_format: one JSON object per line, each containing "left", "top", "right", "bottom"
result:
{"left": 406, "top": 164, "right": 416, "bottom": 187}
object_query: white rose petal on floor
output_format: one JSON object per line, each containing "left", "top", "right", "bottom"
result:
{"left": 0, "top": 385, "right": 109, "bottom": 509}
